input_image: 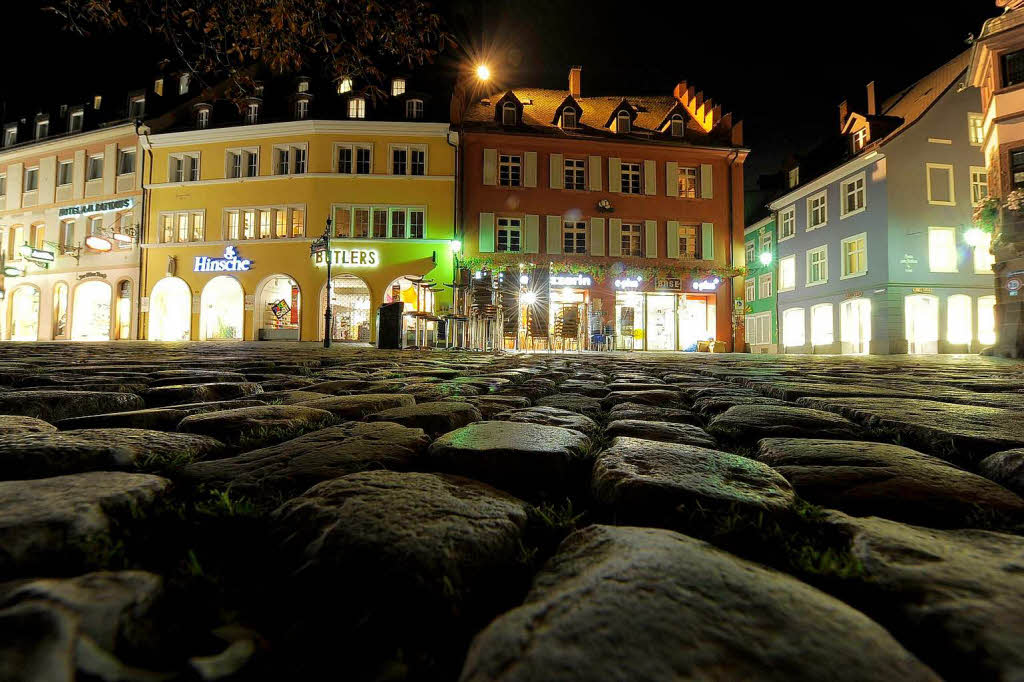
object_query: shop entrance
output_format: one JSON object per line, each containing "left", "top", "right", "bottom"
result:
{"left": 646, "top": 294, "right": 676, "bottom": 350}
{"left": 10, "top": 286, "right": 39, "bottom": 341}
{"left": 71, "top": 280, "right": 112, "bottom": 341}
{"left": 149, "top": 276, "right": 192, "bottom": 341}
{"left": 679, "top": 295, "right": 715, "bottom": 351}
{"left": 322, "top": 274, "right": 371, "bottom": 342}
{"left": 384, "top": 276, "right": 435, "bottom": 346}
{"left": 841, "top": 298, "right": 871, "bottom": 354}
{"left": 550, "top": 287, "right": 588, "bottom": 350}
{"left": 614, "top": 291, "right": 643, "bottom": 350}
{"left": 258, "top": 275, "right": 301, "bottom": 341}
{"left": 115, "top": 281, "right": 132, "bottom": 340}
{"left": 905, "top": 294, "right": 938, "bottom": 354}
{"left": 53, "top": 282, "right": 69, "bottom": 339}
{"left": 200, "top": 276, "right": 244, "bottom": 340}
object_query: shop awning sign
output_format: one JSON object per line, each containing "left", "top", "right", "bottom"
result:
{"left": 314, "top": 248, "right": 379, "bottom": 267}
{"left": 692, "top": 277, "right": 722, "bottom": 292}
{"left": 655, "top": 277, "right": 682, "bottom": 291}
{"left": 58, "top": 198, "right": 133, "bottom": 218}
{"left": 550, "top": 274, "right": 592, "bottom": 287}
{"left": 194, "top": 246, "right": 253, "bottom": 273}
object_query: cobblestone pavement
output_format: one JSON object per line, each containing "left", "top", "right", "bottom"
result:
{"left": 2, "top": 342, "right": 1024, "bottom": 680}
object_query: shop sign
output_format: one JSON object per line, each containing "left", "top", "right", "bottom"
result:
{"left": 550, "top": 274, "right": 592, "bottom": 287}
{"left": 194, "top": 246, "right": 253, "bottom": 273}
{"left": 692, "top": 277, "right": 721, "bottom": 292}
{"left": 844, "top": 290, "right": 864, "bottom": 299}
{"left": 84, "top": 236, "right": 113, "bottom": 252}
{"left": 911, "top": 287, "right": 933, "bottom": 294}
{"left": 315, "top": 248, "right": 379, "bottom": 267}
{"left": 58, "top": 198, "right": 133, "bottom": 218}
{"left": 655, "top": 277, "right": 682, "bottom": 291}
{"left": 23, "top": 248, "right": 54, "bottom": 263}
{"left": 614, "top": 277, "right": 641, "bottom": 289}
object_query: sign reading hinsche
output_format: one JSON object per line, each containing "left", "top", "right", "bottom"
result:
{"left": 194, "top": 246, "right": 253, "bottom": 273}
{"left": 58, "top": 198, "right": 134, "bottom": 218}
{"left": 315, "top": 248, "right": 379, "bottom": 267}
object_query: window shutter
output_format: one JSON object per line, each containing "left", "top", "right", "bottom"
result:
{"left": 644, "top": 219, "right": 658, "bottom": 257}
{"left": 546, "top": 215, "right": 562, "bottom": 254}
{"left": 72, "top": 150, "right": 86, "bottom": 200}
{"left": 665, "top": 162, "right": 679, "bottom": 197}
{"left": 524, "top": 151, "right": 538, "bottom": 188}
{"left": 549, "top": 153, "right": 563, "bottom": 189}
{"left": 608, "top": 218, "right": 622, "bottom": 257}
{"left": 588, "top": 155, "right": 602, "bottom": 191}
{"left": 478, "top": 212, "right": 495, "bottom": 252}
{"left": 6, "top": 162, "right": 22, "bottom": 210}
{"left": 609, "top": 157, "right": 622, "bottom": 193}
{"left": 700, "top": 164, "right": 713, "bottom": 199}
{"left": 483, "top": 148, "right": 497, "bottom": 186}
{"left": 666, "top": 220, "right": 680, "bottom": 258}
{"left": 524, "top": 214, "right": 539, "bottom": 253}
{"left": 103, "top": 142, "right": 117, "bottom": 195}
{"left": 643, "top": 160, "right": 657, "bottom": 196}
{"left": 590, "top": 217, "right": 605, "bottom": 256}
{"left": 38, "top": 156, "right": 56, "bottom": 205}
{"left": 701, "top": 222, "right": 714, "bottom": 260}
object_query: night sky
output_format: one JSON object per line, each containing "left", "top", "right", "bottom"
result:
{"left": 2, "top": 1, "right": 1003, "bottom": 185}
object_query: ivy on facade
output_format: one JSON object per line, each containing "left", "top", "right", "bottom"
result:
{"left": 458, "top": 253, "right": 745, "bottom": 282}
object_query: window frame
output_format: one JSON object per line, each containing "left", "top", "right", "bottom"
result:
{"left": 840, "top": 171, "right": 866, "bottom": 219}
{"left": 496, "top": 216, "right": 522, "bottom": 252}
{"left": 806, "top": 244, "right": 828, "bottom": 286}
{"left": 561, "top": 107, "right": 577, "bottom": 130}
{"left": 330, "top": 203, "right": 427, "bottom": 240}
{"left": 620, "top": 222, "right": 643, "bottom": 257}
{"left": 927, "top": 226, "right": 959, "bottom": 273}
{"left": 840, "top": 232, "right": 868, "bottom": 279}
{"left": 782, "top": 307, "right": 806, "bottom": 347}
{"left": 348, "top": 97, "right": 366, "bottom": 119}
{"left": 391, "top": 78, "right": 406, "bottom": 97}
{"left": 616, "top": 110, "right": 631, "bottom": 134}
{"left": 926, "top": 163, "right": 956, "bottom": 206}
{"left": 973, "top": 229, "right": 994, "bottom": 273}
{"left": 168, "top": 152, "right": 200, "bottom": 183}
{"left": 778, "top": 206, "right": 796, "bottom": 241}
{"left": 744, "top": 277, "right": 756, "bottom": 302}
{"left": 502, "top": 102, "right": 517, "bottom": 126}
{"left": 56, "top": 161, "right": 73, "bottom": 187}
{"left": 563, "top": 220, "right": 587, "bottom": 254}
{"left": 498, "top": 153, "right": 522, "bottom": 187}
{"left": 669, "top": 115, "right": 684, "bottom": 137}
{"left": 851, "top": 127, "right": 867, "bottom": 152}
{"left": 806, "top": 190, "right": 828, "bottom": 230}
{"left": 620, "top": 162, "right": 642, "bottom": 195}
{"left": 758, "top": 272, "right": 772, "bottom": 299}
{"left": 405, "top": 99, "right": 424, "bottom": 120}
{"left": 86, "top": 154, "right": 104, "bottom": 182}
{"left": 389, "top": 144, "right": 427, "bottom": 176}
{"left": 272, "top": 143, "right": 308, "bottom": 175}
{"left": 810, "top": 303, "right": 835, "bottom": 346}
{"left": 23, "top": 167, "right": 39, "bottom": 192}
{"left": 224, "top": 205, "right": 305, "bottom": 240}
{"left": 678, "top": 166, "right": 698, "bottom": 198}
{"left": 117, "top": 149, "right": 136, "bottom": 176}
{"left": 970, "top": 166, "right": 989, "bottom": 206}
{"left": 563, "top": 158, "right": 586, "bottom": 190}
{"left": 779, "top": 254, "right": 796, "bottom": 292}
{"left": 968, "top": 113, "right": 984, "bottom": 146}
{"left": 335, "top": 143, "right": 373, "bottom": 175}
{"left": 745, "top": 240, "right": 756, "bottom": 265}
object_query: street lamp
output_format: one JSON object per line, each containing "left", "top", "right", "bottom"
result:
{"left": 759, "top": 252, "right": 773, "bottom": 265}
{"left": 476, "top": 64, "right": 491, "bottom": 82}
{"left": 311, "top": 218, "right": 333, "bottom": 348}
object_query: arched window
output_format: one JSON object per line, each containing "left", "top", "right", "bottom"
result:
{"left": 405, "top": 99, "right": 424, "bottom": 120}
{"left": 946, "top": 294, "right": 972, "bottom": 345}
{"left": 502, "top": 101, "right": 517, "bottom": 126}
{"left": 810, "top": 303, "right": 834, "bottom": 346}
{"left": 670, "top": 114, "right": 684, "bottom": 137}
{"left": 562, "top": 107, "right": 577, "bottom": 129}
{"left": 782, "top": 307, "right": 805, "bottom": 348}
{"left": 616, "top": 110, "right": 631, "bottom": 134}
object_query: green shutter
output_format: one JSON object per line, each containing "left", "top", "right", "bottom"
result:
{"left": 701, "top": 222, "right": 714, "bottom": 260}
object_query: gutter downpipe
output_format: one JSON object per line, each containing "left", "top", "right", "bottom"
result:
{"left": 136, "top": 121, "right": 153, "bottom": 341}
{"left": 727, "top": 148, "right": 739, "bottom": 352}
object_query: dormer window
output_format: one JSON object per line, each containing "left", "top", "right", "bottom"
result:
{"left": 788, "top": 167, "right": 799, "bottom": 189}
{"left": 35, "top": 118, "right": 49, "bottom": 140}
{"left": 616, "top": 110, "right": 631, "bottom": 134}
{"left": 93, "top": 95, "right": 102, "bottom": 110}
{"left": 852, "top": 127, "right": 867, "bottom": 152}
{"left": 562, "top": 107, "right": 577, "bottom": 130}
{"left": 194, "top": 105, "right": 211, "bottom": 130}
{"left": 297, "top": 79, "right": 310, "bottom": 93}
{"left": 295, "top": 99, "right": 310, "bottom": 120}
{"left": 406, "top": 99, "right": 424, "bottom": 120}
{"left": 392, "top": 78, "right": 406, "bottom": 96}
{"left": 129, "top": 95, "right": 146, "bottom": 119}
{"left": 68, "top": 109, "right": 84, "bottom": 133}
{"left": 670, "top": 114, "right": 684, "bottom": 137}
{"left": 245, "top": 102, "right": 260, "bottom": 124}
{"left": 154, "top": 78, "right": 164, "bottom": 96}
{"left": 178, "top": 74, "right": 190, "bottom": 95}
{"left": 3, "top": 125, "right": 16, "bottom": 147}
{"left": 337, "top": 77, "right": 353, "bottom": 94}
{"left": 348, "top": 97, "right": 366, "bottom": 119}
{"left": 502, "top": 101, "right": 517, "bottom": 126}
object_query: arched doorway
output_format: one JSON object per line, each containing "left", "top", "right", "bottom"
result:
{"left": 383, "top": 276, "right": 435, "bottom": 346}
{"left": 905, "top": 294, "right": 938, "bottom": 354}
{"left": 200, "top": 276, "right": 244, "bottom": 340}
{"left": 841, "top": 298, "right": 871, "bottom": 354}
{"left": 10, "top": 286, "right": 40, "bottom": 341}
{"left": 71, "top": 280, "right": 113, "bottom": 341}
{"left": 52, "top": 282, "right": 69, "bottom": 339}
{"left": 321, "top": 274, "right": 370, "bottom": 342}
{"left": 257, "top": 275, "right": 301, "bottom": 341}
{"left": 149, "top": 276, "right": 191, "bottom": 341}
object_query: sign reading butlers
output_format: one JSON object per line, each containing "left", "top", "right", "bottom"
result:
{"left": 58, "top": 198, "right": 134, "bottom": 217}
{"left": 314, "top": 248, "right": 379, "bottom": 267}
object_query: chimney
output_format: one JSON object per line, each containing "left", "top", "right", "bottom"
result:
{"left": 838, "top": 99, "right": 848, "bottom": 132}
{"left": 866, "top": 81, "right": 877, "bottom": 116}
{"left": 569, "top": 66, "right": 582, "bottom": 97}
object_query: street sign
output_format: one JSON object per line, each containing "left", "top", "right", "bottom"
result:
{"left": 310, "top": 237, "right": 327, "bottom": 255}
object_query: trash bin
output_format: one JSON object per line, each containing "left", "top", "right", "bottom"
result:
{"left": 376, "top": 302, "right": 403, "bottom": 349}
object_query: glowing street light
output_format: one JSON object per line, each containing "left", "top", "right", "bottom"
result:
{"left": 521, "top": 291, "right": 538, "bottom": 305}
{"left": 759, "top": 252, "right": 773, "bottom": 265}
{"left": 964, "top": 227, "right": 987, "bottom": 248}
{"left": 450, "top": 239, "right": 461, "bottom": 253}
{"left": 476, "top": 64, "right": 491, "bottom": 82}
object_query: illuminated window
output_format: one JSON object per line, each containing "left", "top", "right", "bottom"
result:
{"left": 348, "top": 97, "right": 366, "bottom": 119}
{"left": 782, "top": 308, "right": 805, "bottom": 347}
{"left": 973, "top": 229, "right": 994, "bottom": 273}
{"left": 946, "top": 295, "right": 972, "bottom": 344}
{"left": 927, "top": 226, "right": 958, "bottom": 273}
{"left": 678, "top": 224, "right": 698, "bottom": 257}
{"left": 779, "top": 255, "right": 796, "bottom": 291}
{"left": 678, "top": 167, "right": 698, "bottom": 198}
{"left": 811, "top": 304, "right": 834, "bottom": 345}
{"left": 841, "top": 233, "right": 867, "bottom": 278}
{"left": 968, "top": 113, "right": 984, "bottom": 145}
{"left": 978, "top": 296, "right": 996, "bottom": 345}
{"left": 337, "top": 77, "right": 353, "bottom": 94}
{"left": 391, "top": 78, "right": 406, "bottom": 96}
{"left": 852, "top": 127, "right": 867, "bottom": 152}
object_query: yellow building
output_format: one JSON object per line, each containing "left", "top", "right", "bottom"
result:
{"left": 141, "top": 119, "right": 457, "bottom": 342}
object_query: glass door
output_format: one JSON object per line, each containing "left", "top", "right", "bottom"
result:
{"left": 905, "top": 294, "right": 938, "bottom": 354}
{"left": 646, "top": 294, "right": 676, "bottom": 350}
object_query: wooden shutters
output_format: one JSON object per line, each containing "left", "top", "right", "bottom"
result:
{"left": 588, "top": 156, "right": 602, "bottom": 191}
{"left": 608, "top": 157, "right": 621, "bottom": 193}
{"left": 590, "top": 217, "right": 605, "bottom": 256}
{"left": 549, "top": 153, "right": 563, "bottom": 189}
{"left": 665, "top": 161, "right": 679, "bottom": 197}
{"left": 644, "top": 219, "right": 658, "bottom": 257}
{"left": 524, "top": 151, "right": 538, "bottom": 188}
{"left": 479, "top": 212, "right": 495, "bottom": 252}
{"left": 666, "top": 220, "right": 680, "bottom": 258}
{"left": 524, "top": 214, "right": 539, "bottom": 253}
{"left": 643, "top": 160, "right": 656, "bottom": 196}
{"left": 700, "top": 164, "right": 713, "bottom": 199}
{"left": 546, "top": 215, "right": 562, "bottom": 254}
{"left": 483, "top": 148, "right": 497, "bottom": 186}
{"left": 701, "top": 222, "right": 714, "bottom": 260}
{"left": 608, "top": 218, "right": 622, "bottom": 256}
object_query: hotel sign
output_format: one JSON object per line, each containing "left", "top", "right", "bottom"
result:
{"left": 314, "top": 248, "right": 379, "bottom": 267}
{"left": 194, "top": 246, "right": 253, "bottom": 273}
{"left": 58, "top": 198, "right": 134, "bottom": 217}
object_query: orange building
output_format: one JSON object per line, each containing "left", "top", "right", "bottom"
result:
{"left": 454, "top": 67, "right": 747, "bottom": 351}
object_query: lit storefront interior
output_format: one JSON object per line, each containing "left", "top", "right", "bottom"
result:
{"left": 323, "top": 274, "right": 371, "bottom": 342}
{"left": 905, "top": 294, "right": 939, "bottom": 354}
{"left": 10, "top": 286, "right": 40, "bottom": 341}
{"left": 946, "top": 295, "right": 972, "bottom": 348}
{"left": 384, "top": 276, "right": 436, "bottom": 346}
{"left": 200, "top": 276, "right": 244, "bottom": 340}
{"left": 52, "top": 283, "right": 69, "bottom": 340}
{"left": 613, "top": 282, "right": 718, "bottom": 351}
{"left": 149, "top": 276, "right": 192, "bottom": 341}
{"left": 782, "top": 308, "right": 805, "bottom": 349}
{"left": 71, "top": 281, "right": 113, "bottom": 341}
{"left": 841, "top": 298, "right": 871, "bottom": 354}
{"left": 115, "top": 281, "right": 132, "bottom": 340}
{"left": 978, "top": 295, "right": 996, "bottom": 346}
{"left": 258, "top": 275, "right": 301, "bottom": 341}
{"left": 810, "top": 303, "right": 834, "bottom": 348}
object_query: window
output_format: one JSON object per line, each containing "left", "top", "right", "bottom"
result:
{"left": 337, "top": 78, "right": 353, "bottom": 94}
{"left": 390, "top": 209, "right": 406, "bottom": 238}
{"left": 295, "top": 147, "right": 307, "bottom": 173}
{"left": 159, "top": 211, "right": 205, "bottom": 242}
{"left": 353, "top": 208, "right": 370, "bottom": 238}
{"left": 57, "top": 219, "right": 76, "bottom": 249}
{"left": 169, "top": 153, "right": 199, "bottom": 182}
{"left": 758, "top": 273, "right": 772, "bottom": 299}
{"left": 778, "top": 206, "right": 795, "bottom": 240}
{"left": 118, "top": 149, "right": 136, "bottom": 175}
{"left": 405, "top": 99, "right": 424, "bottom": 120}
{"left": 179, "top": 74, "right": 190, "bottom": 95}
{"left": 564, "top": 159, "right": 585, "bottom": 190}
{"left": 411, "top": 148, "right": 425, "bottom": 176}
{"left": 243, "top": 210, "right": 255, "bottom": 239}
{"left": 162, "top": 215, "right": 174, "bottom": 242}
{"left": 409, "top": 210, "right": 424, "bottom": 239}
{"left": 129, "top": 96, "right": 145, "bottom": 119}
{"left": 496, "top": 217, "right": 521, "bottom": 252}
{"left": 196, "top": 108, "right": 210, "bottom": 129}
{"left": 348, "top": 97, "right": 366, "bottom": 119}
{"left": 788, "top": 167, "right": 799, "bottom": 188}
{"left": 499, "top": 154, "right": 522, "bottom": 187}
{"left": 275, "top": 210, "right": 287, "bottom": 238}
{"left": 621, "top": 222, "right": 642, "bottom": 256}
{"left": 947, "top": 295, "right": 972, "bottom": 345}
{"left": 564, "top": 221, "right": 587, "bottom": 254}
{"left": 3, "top": 126, "right": 16, "bottom": 147}
{"left": 974, "top": 229, "right": 994, "bottom": 273}
{"left": 35, "top": 119, "right": 49, "bottom": 139}
{"left": 851, "top": 127, "right": 867, "bottom": 152}
{"left": 841, "top": 233, "right": 867, "bottom": 278}
{"left": 745, "top": 240, "right": 756, "bottom": 265}
{"left": 811, "top": 304, "right": 834, "bottom": 346}
{"left": 969, "top": 113, "right": 984, "bottom": 146}
{"left": 678, "top": 167, "right": 698, "bottom": 198}
{"left": 276, "top": 148, "right": 289, "bottom": 175}
{"left": 88, "top": 216, "right": 103, "bottom": 235}
{"left": 807, "top": 191, "right": 827, "bottom": 229}
{"left": 337, "top": 147, "right": 352, "bottom": 174}
{"left": 746, "top": 312, "right": 773, "bottom": 346}
{"left": 373, "top": 208, "right": 388, "bottom": 238}
{"left": 154, "top": 78, "right": 164, "bottom": 96}
{"left": 356, "top": 146, "right": 372, "bottom": 174}
{"left": 245, "top": 103, "right": 260, "bottom": 124}
{"left": 779, "top": 255, "right": 796, "bottom": 291}
{"left": 926, "top": 163, "right": 955, "bottom": 205}
{"left": 806, "top": 245, "right": 828, "bottom": 285}
{"left": 616, "top": 110, "right": 631, "bottom": 133}
{"left": 226, "top": 212, "right": 240, "bottom": 240}
{"left": 841, "top": 173, "right": 865, "bottom": 217}
{"left": 87, "top": 156, "right": 103, "bottom": 181}
{"left": 669, "top": 115, "right": 684, "bottom": 137}
{"left": 259, "top": 210, "right": 271, "bottom": 238}
{"left": 292, "top": 209, "right": 305, "bottom": 237}
{"left": 979, "top": 295, "right": 997, "bottom": 345}
{"left": 57, "top": 161, "right": 72, "bottom": 186}
{"left": 782, "top": 308, "right": 805, "bottom": 347}
{"left": 226, "top": 148, "right": 258, "bottom": 178}
{"left": 621, "top": 162, "right": 641, "bottom": 194}
{"left": 678, "top": 224, "right": 699, "bottom": 257}
{"left": 295, "top": 99, "right": 310, "bottom": 120}
{"left": 0, "top": 174, "right": 5, "bottom": 197}
{"left": 274, "top": 145, "right": 307, "bottom": 174}
{"left": 1004, "top": 49, "right": 1024, "bottom": 88}
{"left": 502, "top": 102, "right": 517, "bottom": 126}
{"left": 391, "top": 78, "right": 406, "bottom": 97}
{"left": 24, "top": 167, "right": 38, "bottom": 192}
{"left": 562, "top": 107, "right": 577, "bottom": 129}
{"left": 336, "top": 144, "right": 372, "bottom": 174}
{"left": 744, "top": 278, "right": 755, "bottom": 302}
{"left": 971, "top": 167, "right": 989, "bottom": 205}
{"left": 759, "top": 230, "right": 771, "bottom": 253}
{"left": 191, "top": 213, "right": 204, "bottom": 241}
{"left": 177, "top": 213, "right": 189, "bottom": 242}
{"left": 1013, "top": 149, "right": 1024, "bottom": 189}
{"left": 68, "top": 110, "right": 83, "bottom": 133}
{"left": 927, "top": 226, "right": 958, "bottom": 273}
{"left": 390, "top": 145, "right": 426, "bottom": 175}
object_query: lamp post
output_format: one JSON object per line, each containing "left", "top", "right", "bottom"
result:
{"left": 311, "top": 218, "right": 332, "bottom": 348}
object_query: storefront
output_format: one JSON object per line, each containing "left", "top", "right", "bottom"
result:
{"left": 612, "top": 276, "right": 720, "bottom": 351}
{"left": 9, "top": 285, "right": 40, "bottom": 342}
{"left": 71, "top": 280, "right": 113, "bottom": 341}
{"left": 257, "top": 275, "right": 301, "bottom": 341}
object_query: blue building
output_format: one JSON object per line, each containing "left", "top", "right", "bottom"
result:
{"left": 768, "top": 51, "right": 994, "bottom": 354}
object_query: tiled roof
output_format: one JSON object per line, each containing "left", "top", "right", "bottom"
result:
{"left": 876, "top": 49, "right": 971, "bottom": 143}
